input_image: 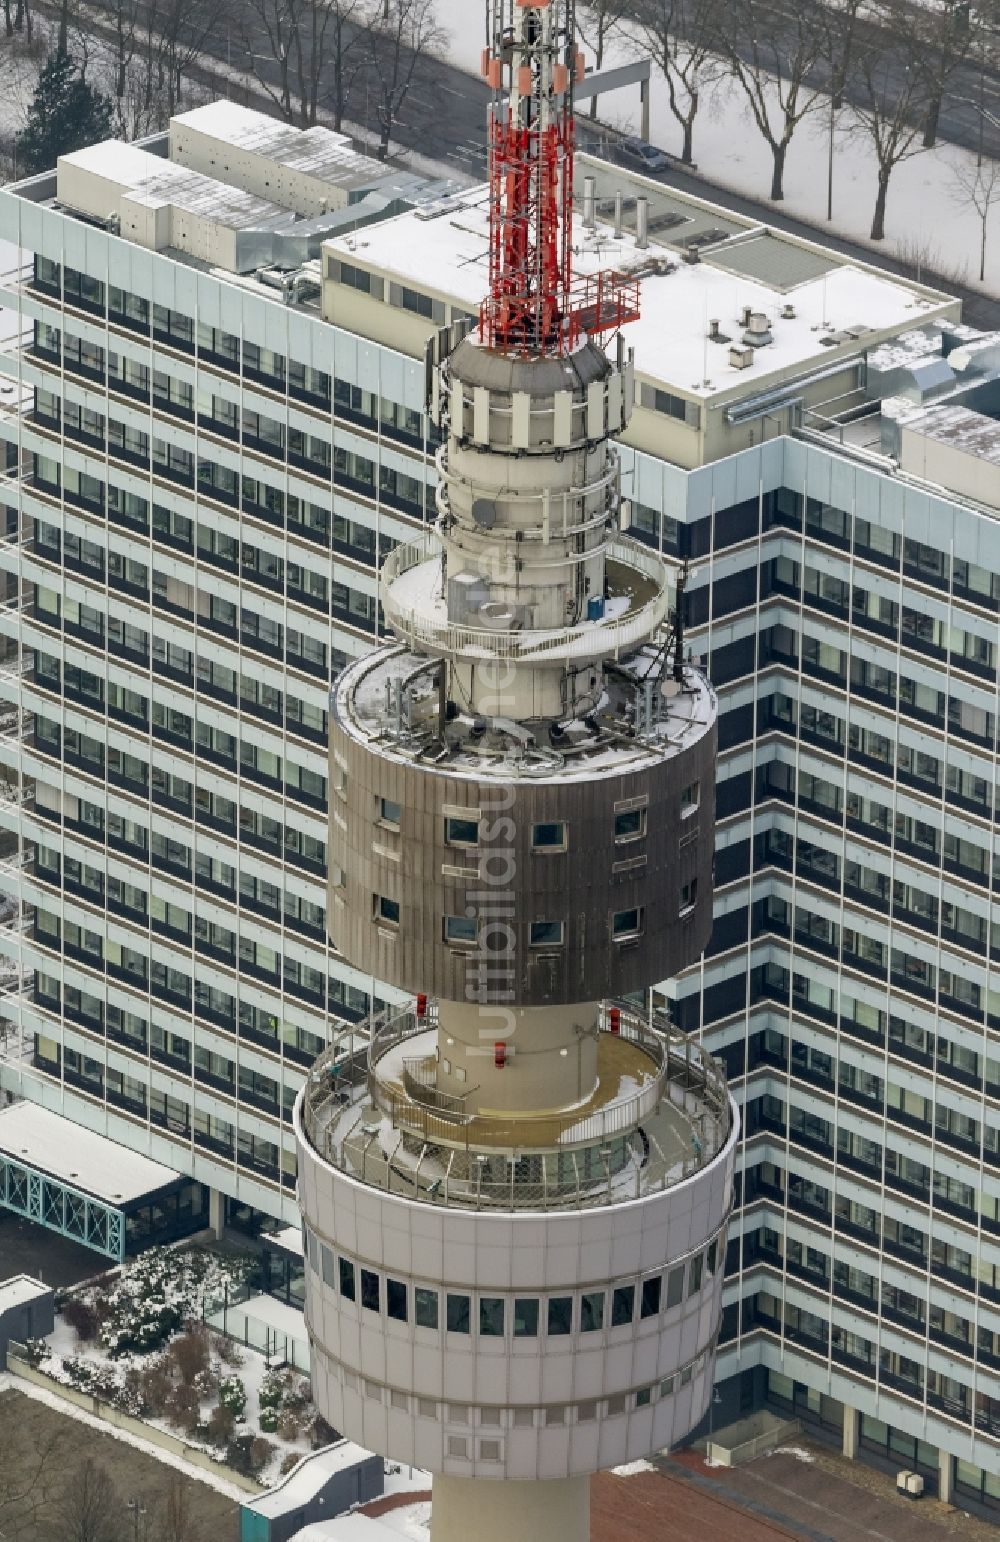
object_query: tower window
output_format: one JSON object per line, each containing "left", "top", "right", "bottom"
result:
{"left": 480, "top": 1297, "right": 505, "bottom": 1337}
{"left": 447, "top": 1293, "right": 471, "bottom": 1333}
{"left": 611, "top": 1285, "right": 635, "bottom": 1326}
{"left": 444, "top": 914, "right": 477, "bottom": 945}
{"left": 415, "top": 1287, "right": 439, "bottom": 1329}
{"left": 338, "top": 1257, "right": 356, "bottom": 1300}
{"left": 612, "top": 907, "right": 644, "bottom": 941}
{"left": 532, "top": 821, "right": 566, "bottom": 851}
{"left": 666, "top": 1265, "right": 685, "bottom": 1308}
{"left": 614, "top": 807, "right": 646, "bottom": 842}
{"left": 680, "top": 780, "right": 700, "bottom": 817}
{"left": 514, "top": 1298, "right": 539, "bottom": 1337}
{"left": 360, "top": 1268, "right": 380, "bottom": 1312}
{"left": 640, "top": 1276, "right": 661, "bottom": 1318}
{"left": 580, "top": 1292, "right": 604, "bottom": 1332}
{"left": 445, "top": 815, "right": 480, "bottom": 846}
{"left": 387, "top": 1278, "right": 408, "bottom": 1321}
{"left": 375, "top": 894, "right": 400, "bottom": 925}
{"left": 547, "top": 1296, "right": 573, "bottom": 1336}
{"left": 679, "top": 879, "right": 698, "bottom": 915}
{"left": 378, "top": 797, "right": 401, "bottom": 827}
{"left": 529, "top": 920, "right": 564, "bottom": 948}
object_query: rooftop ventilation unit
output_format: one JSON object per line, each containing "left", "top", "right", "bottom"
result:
{"left": 742, "top": 312, "right": 772, "bottom": 347}
{"left": 730, "top": 345, "right": 754, "bottom": 370}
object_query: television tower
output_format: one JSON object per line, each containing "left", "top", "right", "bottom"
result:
{"left": 296, "top": 4, "right": 737, "bottom": 1538}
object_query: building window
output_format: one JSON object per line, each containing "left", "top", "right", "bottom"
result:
{"left": 375, "top": 894, "right": 400, "bottom": 925}
{"left": 480, "top": 1298, "right": 505, "bottom": 1337}
{"left": 415, "top": 1287, "right": 439, "bottom": 1329}
{"left": 612, "top": 907, "right": 644, "bottom": 941}
{"left": 387, "top": 1278, "right": 408, "bottom": 1321}
{"left": 532, "top": 821, "right": 566, "bottom": 851}
{"left": 635, "top": 1387, "right": 652, "bottom": 1408}
{"left": 339, "top": 1257, "right": 356, "bottom": 1301}
{"left": 581, "top": 1292, "right": 605, "bottom": 1332}
{"left": 680, "top": 781, "right": 700, "bottom": 817}
{"left": 378, "top": 797, "right": 401, "bottom": 828}
{"left": 614, "top": 808, "right": 646, "bottom": 842}
{"left": 445, "top": 816, "right": 479, "bottom": 846}
{"left": 444, "top": 914, "right": 477, "bottom": 945}
{"left": 529, "top": 920, "right": 564, "bottom": 948}
{"left": 640, "top": 1276, "right": 661, "bottom": 1318}
{"left": 447, "top": 1293, "right": 471, "bottom": 1333}
{"left": 547, "top": 1297, "right": 573, "bottom": 1336}
{"left": 665, "top": 1265, "right": 684, "bottom": 1308}
{"left": 611, "top": 1285, "right": 635, "bottom": 1326}
{"left": 514, "top": 1298, "right": 539, "bottom": 1337}
{"left": 679, "top": 879, "right": 698, "bottom": 915}
{"left": 688, "top": 1255, "right": 704, "bottom": 1295}
{"left": 360, "top": 1269, "right": 380, "bottom": 1312}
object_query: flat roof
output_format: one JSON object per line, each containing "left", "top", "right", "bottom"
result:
{"left": 172, "top": 102, "right": 386, "bottom": 191}
{"left": 0, "top": 1274, "right": 49, "bottom": 1311}
{"left": 0, "top": 1103, "right": 180, "bottom": 1205}
{"left": 328, "top": 186, "right": 951, "bottom": 401}
{"left": 249, "top": 1441, "right": 379, "bottom": 1518}
{"left": 59, "top": 142, "right": 293, "bottom": 232}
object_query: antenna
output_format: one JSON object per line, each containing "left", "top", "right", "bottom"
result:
{"left": 478, "top": 0, "right": 640, "bottom": 357}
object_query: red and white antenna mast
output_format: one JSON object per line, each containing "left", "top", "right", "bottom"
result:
{"left": 478, "top": 0, "right": 640, "bottom": 357}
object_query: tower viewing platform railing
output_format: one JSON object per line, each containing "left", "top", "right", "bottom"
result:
{"left": 298, "top": 1000, "right": 732, "bottom": 1213}
{"left": 381, "top": 531, "right": 671, "bottom": 664}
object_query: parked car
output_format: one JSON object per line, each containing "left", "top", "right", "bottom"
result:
{"left": 618, "top": 137, "right": 671, "bottom": 173}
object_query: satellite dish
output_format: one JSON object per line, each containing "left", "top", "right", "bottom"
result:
{"left": 472, "top": 499, "right": 498, "bottom": 529}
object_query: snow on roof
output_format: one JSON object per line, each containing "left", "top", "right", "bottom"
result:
{"left": 292, "top": 1521, "right": 401, "bottom": 1541}
{"left": 171, "top": 103, "right": 385, "bottom": 189}
{"left": 327, "top": 187, "right": 952, "bottom": 401}
{"left": 266, "top": 1223, "right": 305, "bottom": 1257}
{"left": 0, "top": 1274, "right": 49, "bottom": 1311}
{"left": 0, "top": 1103, "right": 179, "bottom": 1204}
{"left": 59, "top": 142, "right": 291, "bottom": 231}
{"left": 248, "top": 1441, "right": 380, "bottom": 1518}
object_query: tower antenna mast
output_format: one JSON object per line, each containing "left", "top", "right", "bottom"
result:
{"left": 478, "top": 0, "right": 640, "bottom": 356}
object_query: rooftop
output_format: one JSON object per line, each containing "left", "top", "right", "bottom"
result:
{"left": 247, "top": 1440, "right": 379, "bottom": 1519}
{"left": 326, "top": 161, "right": 954, "bottom": 401}
{"left": 171, "top": 101, "right": 386, "bottom": 194}
{"left": 0, "top": 1274, "right": 49, "bottom": 1312}
{"left": 0, "top": 1103, "right": 180, "bottom": 1205}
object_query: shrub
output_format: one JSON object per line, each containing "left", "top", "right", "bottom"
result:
{"left": 249, "top": 1437, "right": 276, "bottom": 1475}
{"left": 258, "top": 1406, "right": 279, "bottom": 1434}
{"left": 207, "top": 1403, "right": 235, "bottom": 1446}
{"left": 309, "top": 1413, "right": 339, "bottom": 1449}
{"left": 171, "top": 1326, "right": 210, "bottom": 1385}
{"left": 218, "top": 1374, "right": 247, "bottom": 1420}
{"left": 164, "top": 1382, "right": 200, "bottom": 1434}
{"left": 278, "top": 1408, "right": 304, "bottom": 1441}
{"left": 279, "top": 1452, "right": 300, "bottom": 1477}
{"left": 62, "top": 1296, "right": 99, "bottom": 1343}
{"left": 258, "top": 1368, "right": 285, "bottom": 1410}
{"left": 212, "top": 1334, "right": 244, "bottom": 1368}
{"left": 193, "top": 1366, "right": 219, "bottom": 1401}
{"left": 225, "top": 1433, "right": 256, "bottom": 1475}
{"left": 141, "top": 1357, "right": 174, "bottom": 1416}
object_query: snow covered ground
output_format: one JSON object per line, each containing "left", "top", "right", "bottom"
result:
{"left": 432, "top": 0, "right": 1000, "bottom": 299}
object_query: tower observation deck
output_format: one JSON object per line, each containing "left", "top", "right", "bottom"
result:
{"left": 294, "top": 4, "right": 738, "bottom": 1537}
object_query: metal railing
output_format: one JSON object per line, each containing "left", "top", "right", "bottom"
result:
{"left": 300, "top": 998, "right": 731, "bottom": 1213}
{"left": 380, "top": 530, "right": 670, "bottom": 663}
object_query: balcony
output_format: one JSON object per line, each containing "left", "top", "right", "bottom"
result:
{"left": 300, "top": 998, "right": 734, "bottom": 1213}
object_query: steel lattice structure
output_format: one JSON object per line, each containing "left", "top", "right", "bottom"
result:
{"left": 478, "top": 0, "right": 640, "bottom": 355}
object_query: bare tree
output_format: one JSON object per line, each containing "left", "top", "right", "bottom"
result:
{"left": 157, "top": 1472, "right": 193, "bottom": 1542}
{"left": 711, "top": 0, "right": 829, "bottom": 200}
{"left": 632, "top": 0, "right": 722, "bottom": 165}
{"left": 913, "top": 0, "right": 977, "bottom": 148}
{"left": 366, "top": 0, "right": 442, "bottom": 160}
{"left": 847, "top": 5, "right": 931, "bottom": 240}
{"left": 0, "top": 1408, "right": 68, "bottom": 1541}
{"left": 950, "top": 150, "right": 1000, "bottom": 282}
{"left": 52, "top": 1459, "right": 125, "bottom": 1542}
{"left": 576, "top": 0, "right": 628, "bottom": 116}
{"left": 292, "top": 0, "right": 375, "bottom": 129}
{"left": 241, "top": 0, "right": 297, "bottom": 121}
{"left": 154, "top": 0, "right": 232, "bottom": 114}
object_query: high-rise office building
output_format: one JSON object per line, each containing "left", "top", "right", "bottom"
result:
{"left": 296, "top": 6, "right": 735, "bottom": 1536}
{"left": 0, "top": 76, "right": 999, "bottom": 1516}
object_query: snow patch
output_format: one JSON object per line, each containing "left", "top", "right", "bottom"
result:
{"left": 769, "top": 1446, "right": 816, "bottom": 1463}
{"left": 611, "top": 1458, "right": 658, "bottom": 1476}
